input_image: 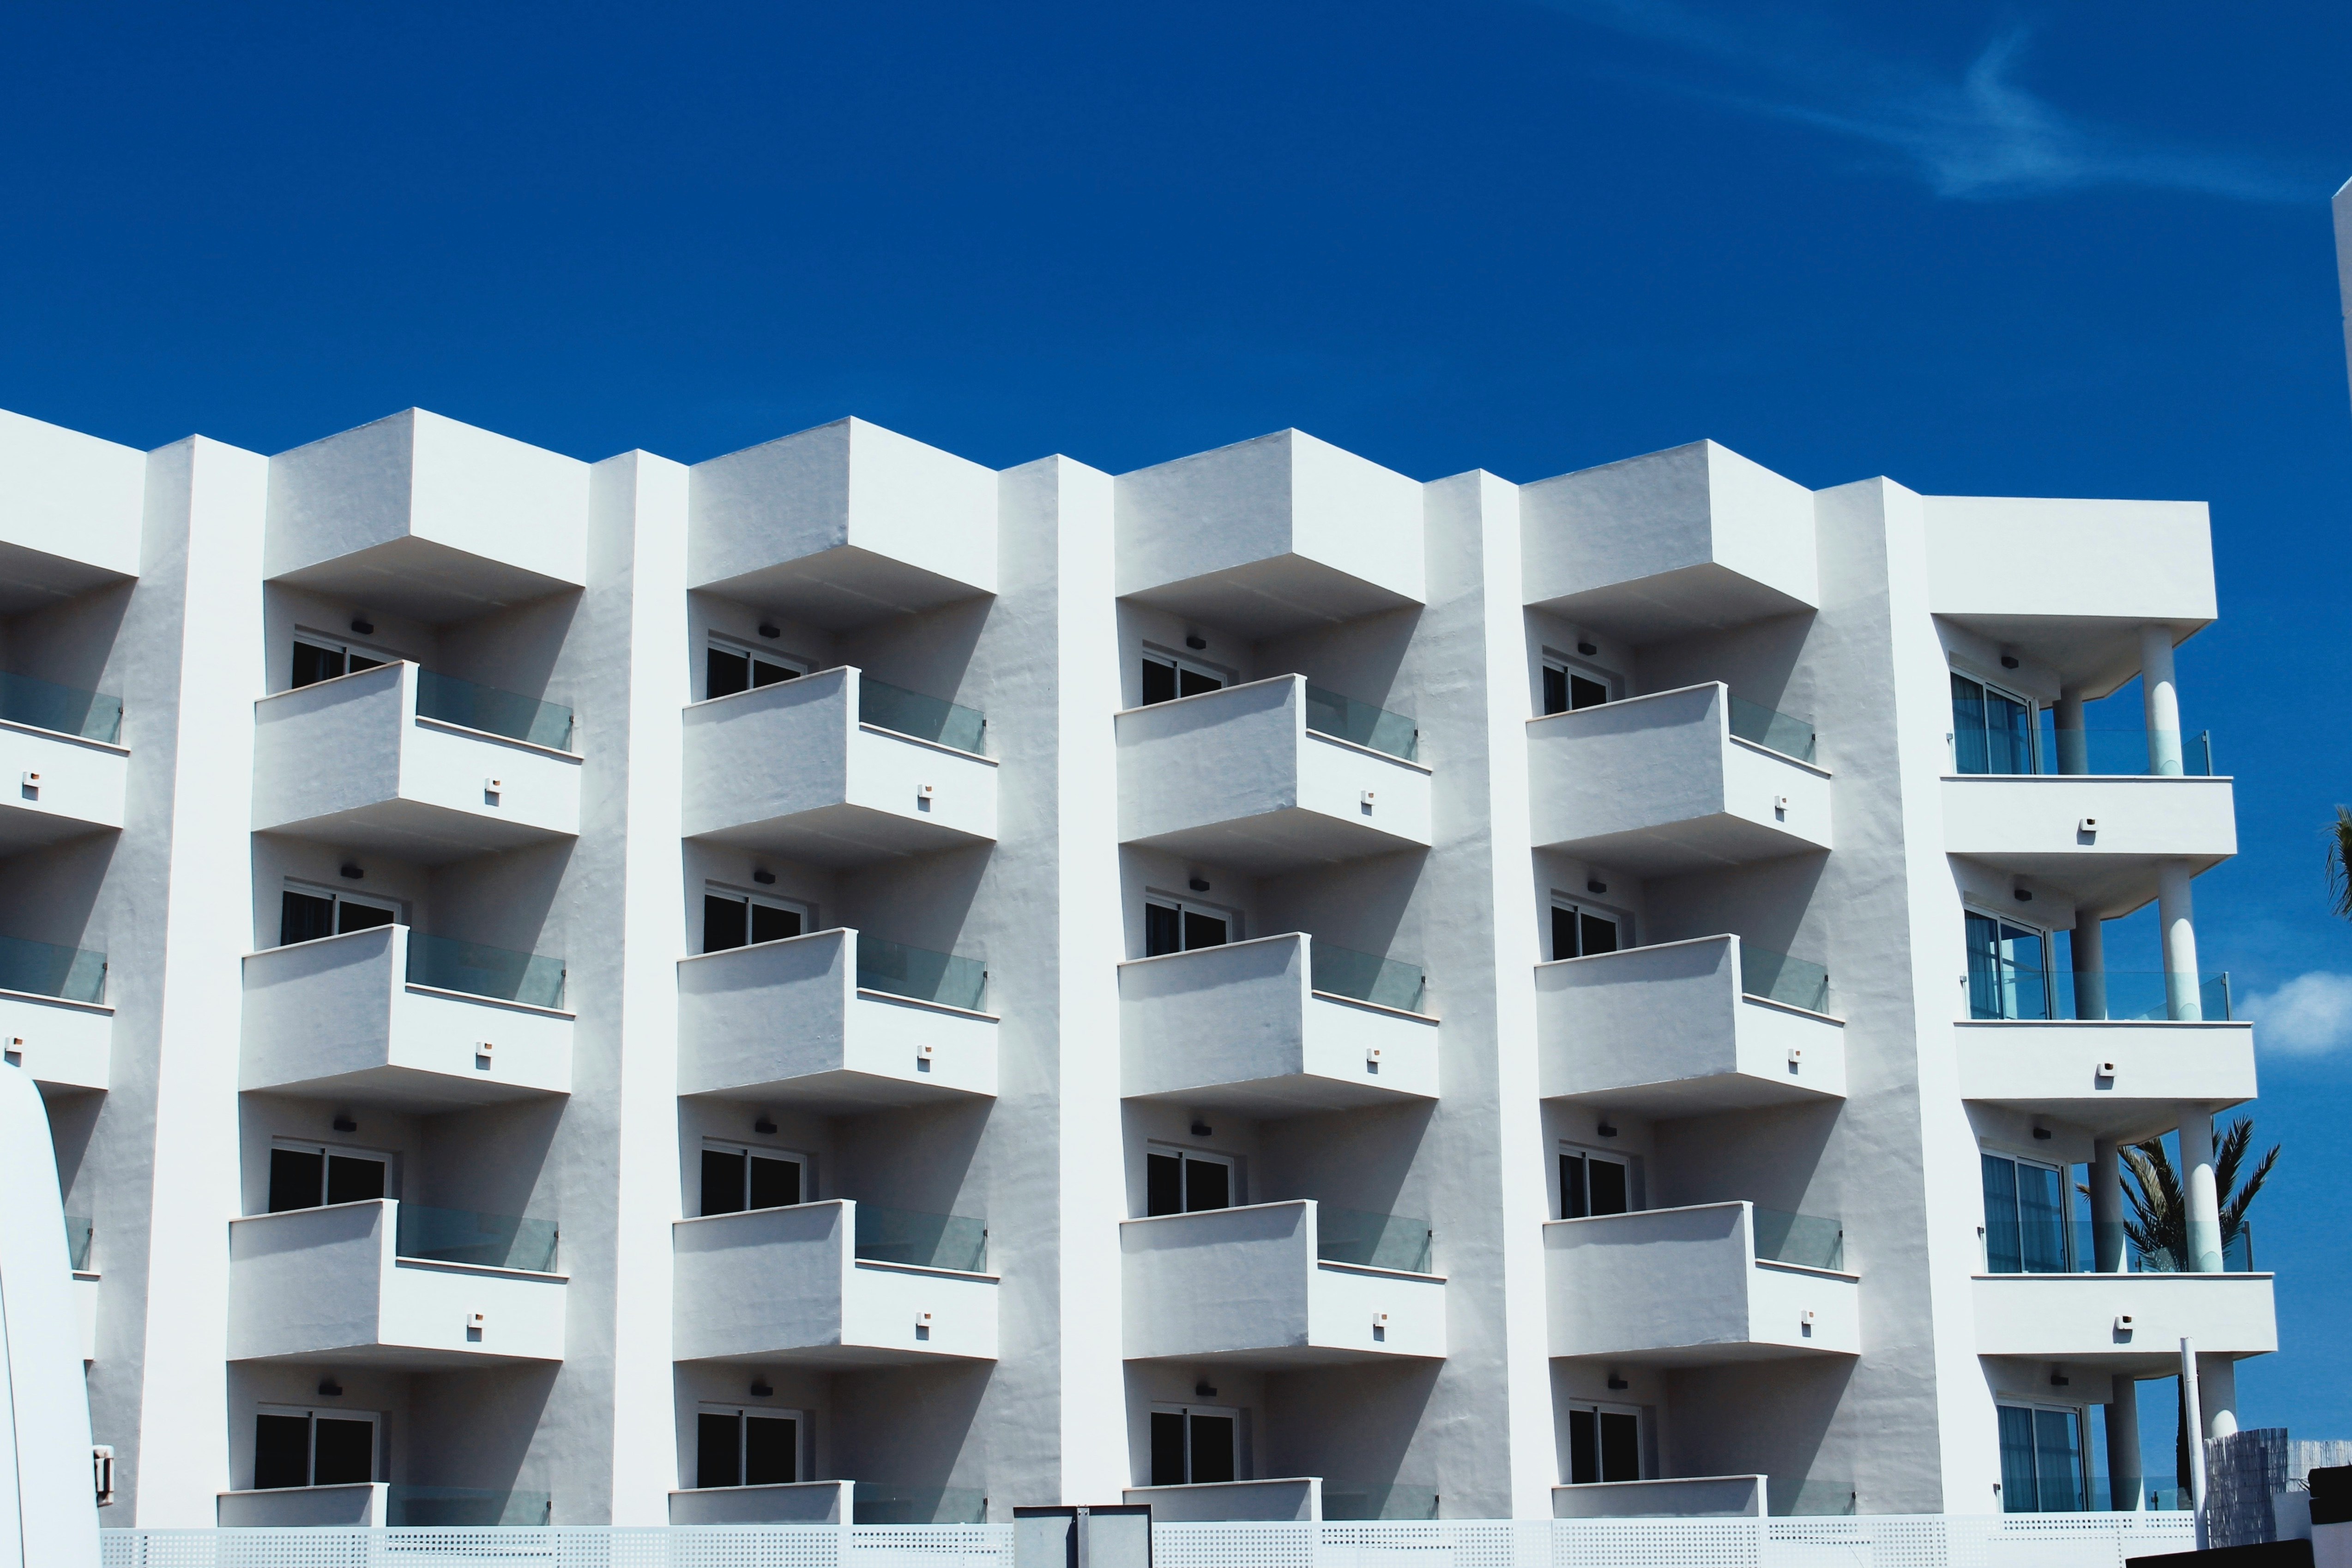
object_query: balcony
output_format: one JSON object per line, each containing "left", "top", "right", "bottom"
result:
{"left": 1125, "top": 1479, "right": 1326, "bottom": 1522}
{"left": 266, "top": 409, "right": 588, "bottom": 621}
{"left": 242, "top": 925, "right": 572, "bottom": 1112}
{"left": 1544, "top": 1202, "right": 1858, "bottom": 1365}
{"left": 673, "top": 1199, "right": 999, "bottom": 1367}
{"left": 0, "top": 674, "right": 127, "bottom": 852}
{"left": 1117, "top": 430, "right": 1424, "bottom": 639}
{"left": 227, "top": 1198, "right": 567, "bottom": 1368}
{"left": 1536, "top": 935, "right": 1845, "bottom": 1115}
{"left": 1957, "top": 1014, "right": 2254, "bottom": 1144}
{"left": 253, "top": 661, "right": 581, "bottom": 863}
{"left": 218, "top": 1484, "right": 552, "bottom": 1528}
{"left": 0, "top": 408, "right": 142, "bottom": 612}
{"left": 0, "top": 936, "right": 111, "bottom": 1094}
{"left": 670, "top": 1480, "right": 854, "bottom": 1525}
{"left": 1972, "top": 1271, "right": 2274, "bottom": 1369}
{"left": 682, "top": 665, "right": 996, "bottom": 867}
{"left": 1122, "top": 1200, "right": 1446, "bottom": 1367}
{"left": 1117, "top": 676, "right": 1430, "bottom": 873}
{"left": 1941, "top": 772, "right": 2235, "bottom": 915}
{"left": 679, "top": 927, "right": 996, "bottom": 1110}
{"left": 1530, "top": 684, "right": 1831, "bottom": 874}
{"left": 1120, "top": 934, "right": 1437, "bottom": 1116}
{"left": 689, "top": 417, "right": 996, "bottom": 631}
{"left": 1520, "top": 441, "right": 1817, "bottom": 643}
{"left": 1553, "top": 1475, "right": 1767, "bottom": 1519}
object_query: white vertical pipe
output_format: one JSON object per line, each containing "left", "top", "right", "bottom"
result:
{"left": 2180, "top": 1110, "right": 2223, "bottom": 1274}
{"left": 2141, "top": 625, "right": 2184, "bottom": 775}
{"left": 2159, "top": 862, "right": 2202, "bottom": 1022}
{"left": 2183, "top": 1338, "right": 2207, "bottom": 1547}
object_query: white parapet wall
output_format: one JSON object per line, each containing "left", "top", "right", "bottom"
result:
{"left": 1971, "top": 1271, "right": 2277, "bottom": 1361}
{"left": 0, "top": 407, "right": 144, "bottom": 595}
{"left": 1954, "top": 1018, "right": 2255, "bottom": 1143}
{"left": 0, "top": 720, "right": 127, "bottom": 850}
{"left": 0, "top": 989, "right": 113, "bottom": 1093}
{"left": 1544, "top": 1203, "right": 1859, "bottom": 1363}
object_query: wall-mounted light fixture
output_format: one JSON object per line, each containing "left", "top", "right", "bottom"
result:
{"left": 332, "top": 1114, "right": 357, "bottom": 1133}
{"left": 350, "top": 618, "right": 375, "bottom": 637}
{"left": 752, "top": 868, "right": 776, "bottom": 885}
{"left": 1596, "top": 1119, "right": 1618, "bottom": 1139}
{"left": 758, "top": 623, "right": 781, "bottom": 639}
{"left": 750, "top": 1378, "right": 773, "bottom": 1398}
{"left": 2001, "top": 655, "right": 2020, "bottom": 670}
{"left": 339, "top": 863, "right": 364, "bottom": 880}
{"left": 1577, "top": 642, "right": 1598, "bottom": 657}
{"left": 1195, "top": 1379, "right": 1218, "bottom": 1398}
{"left": 1606, "top": 1373, "right": 1628, "bottom": 1391}
{"left": 1190, "top": 1119, "right": 1212, "bottom": 1138}
{"left": 1188, "top": 876, "right": 1210, "bottom": 893}
{"left": 1185, "top": 635, "right": 1208, "bottom": 651}
{"left": 317, "top": 1378, "right": 344, "bottom": 1398}
{"left": 1586, "top": 880, "right": 1606, "bottom": 895}
{"left": 754, "top": 1115, "right": 777, "bottom": 1135}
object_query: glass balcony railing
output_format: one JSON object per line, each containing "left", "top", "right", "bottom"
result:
{"left": 859, "top": 676, "right": 986, "bottom": 755}
{"left": 64, "top": 1214, "right": 93, "bottom": 1271}
{"left": 0, "top": 671, "right": 123, "bottom": 744}
{"left": 853, "top": 1485, "right": 989, "bottom": 1526}
{"left": 394, "top": 1204, "right": 560, "bottom": 1272}
{"left": 405, "top": 932, "right": 567, "bottom": 1010}
{"left": 1323, "top": 1484, "right": 1440, "bottom": 1520}
{"left": 2132, "top": 1224, "right": 2255, "bottom": 1274}
{"left": 386, "top": 1486, "right": 552, "bottom": 1527}
{"left": 1310, "top": 942, "right": 1426, "bottom": 1013}
{"left": 1728, "top": 695, "right": 1816, "bottom": 764}
{"left": 855, "top": 934, "right": 987, "bottom": 1012}
{"left": 0, "top": 934, "right": 107, "bottom": 1004}
{"left": 1969, "top": 959, "right": 2233, "bottom": 1022}
{"left": 1739, "top": 944, "right": 1829, "bottom": 1014}
{"left": 1754, "top": 1207, "right": 1845, "bottom": 1271}
{"left": 852, "top": 1204, "right": 988, "bottom": 1272}
{"left": 1304, "top": 684, "right": 1419, "bottom": 763}
{"left": 1954, "top": 724, "right": 2216, "bottom": 778}
{"left": 1989, "top": 1219, "right": 2254, "bottom": 1276}
{"left": 415, "top": 668, "right": 573, "bottom": 751}
{"left": 1317, "top": 1207, "right": 1434, "bottom": 1274}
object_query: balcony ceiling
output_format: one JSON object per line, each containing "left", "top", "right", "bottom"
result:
{"left": 271, "top": 535, "right": 579, "bottom": 625}
{"left": 696, "top": 543, "right": 992, "bottom": 634}
{"left": 258, "top": 798, "right": 574, "bottom": 866}
{"left": 0, "top": 539, "right": 134, "bottom": 617}
{"left": 1123, "top": 555, "right": 1419, "bottom": 643}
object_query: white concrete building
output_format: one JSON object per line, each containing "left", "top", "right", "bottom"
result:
{"left": 0, "top": 403, "right": 2268, "bottom": 1530}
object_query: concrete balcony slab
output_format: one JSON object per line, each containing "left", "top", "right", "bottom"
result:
{"left": 253, "top": 662, "right": 581, "bottom": 863}
{"left": 682, "top": 666, "right": 996, "bottom": 868}
{"left": 0, "top": 721, "right": 126, "bottom": 852}
{"left": 1120, "top": 935, "right": 1437, "bottom": 1117}
{"left": 1941, "top": 775, "right": 2235, "bottom": 916}
{"left": 669, "top": 1480, "right": 853, "bottom": 1525}
{"left": 1122, "top": 1200, "right": 1446, "bottom": 1368}
{"left": 217, "top": 1484, "right": 389, "bottom": 1527}
{"left": 1553, "top": 1475, "right": 1767, "bottom": 1519}
{"left": 1117, "top": 430, "right": 1423, "bottom": 640}
{"left": 227, "top": 1200, "right": 567, "bottom": 1369}
{"left": 673, "top": 1200, "right": 999, "bottom": 1368}
{"left": 1545, "top": 1203, "right": 1859, "bottom": 1366}
{"left": 241, "top": 925, "right": 573, "bottom": 1112}
{"left": 0, "top": 989, "right": 112, "bottom": 1095}
{"left": 1536, "top": 936, "right": 1845, "bottom": 1115}
{"left": 1118, "top": 676, "right": 1430, "bottom": 874}
{"left": 0, "top": 408, "right": 142, "bottom": 614}
{"left": 1955, "top": 1019, "right": 2255, "bottom": 1144}
{"left": 1124, "top": 1479, "right": 1323, "bottom": 1522}
{"left": 679, "top": 927, "right": 997, "bottom": 1111}
{"left": 1530, "top": 684, "right": 1830, "bottom": 874}
{"left": 1972, "top": 1271, "right": 2274, "bottom": 1371}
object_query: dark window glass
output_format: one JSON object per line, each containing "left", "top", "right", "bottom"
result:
{"left": 751, "top": 657, "right": 796, "bottom": 689}
{"left": 347, "top": 653, "right": 384, "bottom": 676}
{"left": 1560, "top": 1154, "right": 1588, "bottom": 1220}
{"left": 1188, "top": 1413, "right": 1236, "bottom": 1485}
{"left": 1184, "top": 1158, "right": 1230, "bottom": 1213}
{"left": 337, "top": 901, "right": 394, "bottom": 935}
{"left": 702, "top": 1149, "right": 748, "bottom": 1217}
{"left": 705, "top": 896, "right": 749, "bottom": 954}
{"left": 254, "top": 1413, "right": 312, "bottom": 1489}
{"left": 1144, "top": 903, "right": 1182, "bottom": 958}
{"left": 1997, "top": 1405, "right": 2036, "bottom": 1512}
{"left": 1146, "top": 1152, "right": 1183, "bottom": 1217}
{"left": 268, "top": 1148, "right": 324, "bottom": 1213}
{"left": 750, "top": 903, "right": 802, "bottom": 945}
{"left": 1966, "top": 912, "right": 2050, "bottom": 1022}
{"left": 744, "top": 1414, "right": 797, "bottom": 1486}
{"left": 1570, "top": 674, "right": 1609, "bottom": 710}
{"left": 1182, "top": 911, "right": 1228, "bottom": 950}
{"left": 2034, "top": 1408, "right": 2085, "bottom": 1511}
{"left": 1149, "top": 1411, "right": 1187, "bottom": 1486}
{"left": 1567, "top": 1409, "right": 1597, "bottom": 1485}
{"left": 1550, "top": 906, "right": 1577, "bottom": 962}
{"left": 1982, "top": 1154, "right": 2022, "bottom": 1273}
{"left": 1142, "top": 659, "right": 1178, "bottom": 706}
{"left": 747, "top": 1154, "right": 802, "bottom": 1211}
{"left": 1598, "top": 1412, "right": 1640, "bottom": 1481}
{"left": 1543, "top": 667, "right": 1568, "bottom": 716}
{"left": 1588, "top": 1158, "right": 1629, "bottom": 1216}
{"left": 708, "top": 647, "right": 752, "bottom": 700}
{"left": 2018, "top": 1163, "right": 2068, "bottom": 1274}
{"left": 698, "top": 1411, "right": 740, "bottom": 1489}
{"left": 291, "top": 641, "right": 344, "bottom": 689}
{"left": 312, "top": 1417, "right": 374, "bottom": 1485}
{"left": 1177, "top": 667, "right": 1221, "bottom": 698}
{"left": 280, "top": 891, "right": 336, "bottom": 947}
{"left": 1579, "top": 914, "right": 1619, "bottom": 957}
{"left": 324, "top": 1153, "right": 386, "bottom": 1207}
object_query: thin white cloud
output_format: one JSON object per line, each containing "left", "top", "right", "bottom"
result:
{"left": 1530, "top": 0, "right": 2311, "bottom": 203}
{"left": 2242, "top": 972, "right": 2352, "bottom": 1055}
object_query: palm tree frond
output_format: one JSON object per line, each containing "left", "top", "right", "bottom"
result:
{"left": 2329, "top": 807, "right": 2352, "bottom": 921}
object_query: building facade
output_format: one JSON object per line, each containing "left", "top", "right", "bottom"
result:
{"left": 0, "top": 404, "right": 2270, "bottom": 1528}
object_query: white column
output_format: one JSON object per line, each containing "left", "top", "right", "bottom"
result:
{"left": 2141, "top": 625, "right": 2184, "bottom": 776}
{"left": 2199, "top": 1355, "right": 2239, "bottom": 1441}
{"left": 2073, "top": 912, "right": 2107, "bottom": 1020}
{"left": 2159, "top": 862, "right": 2201, "bottom": 1022}
{"left": 2183, "top": 1338, "right": 2208, "bottom": 1548}
{"left": 2180, "top": 1109, "right": 2224, "bottom": 1274}
{"left": 2105, "top": 1375, "right": 2143, "bottom": 1510}
{"left": 2090, "top": 1140, "right": 2125, "bottom": 1272}
{"left": 2055, "top": 688, "right": 2089, "bottom": 774}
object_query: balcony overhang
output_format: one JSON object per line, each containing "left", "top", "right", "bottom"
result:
{"left": 1955, "top": 1019, "right": 2255, "bottom": 1144}
{"left": 1942, "top": 775, "right": 2235, "bottom": 917}
{"left": 1971, "top": 1271, "right": 2274, "bottom": 1372}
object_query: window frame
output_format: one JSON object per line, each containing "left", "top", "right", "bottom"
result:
{"left": 1142, "top": 893, "right": 1241, "bottom": 957}
{"left": 1144, "top": 1143, "right": 1241, "bottom": 1217}
{"left": 1950, "top": 669, "right": 2041, "bottom": 776}
{"left": 253, "top": 1403, "right": 381, "bottom": 1490}
{"left": 1148, "top": 1402, "right": 1242, "bottom": 1487}
{"left": 289, "top": 630, "right": 404, "bottom": 692}
{"left": 1540, "top": 651, "right": 1620, "bottom": 717}
{"left": 266, "top": 1137, "right": 397, "bottom": 1214}
{"left": 704, "top": 636, "right": 811, "bottom": 703}
{"left": 1996, "top": 1401, "right": 2091, "bottom": 1513}
{"left": 695, "top": 1402, "right": 806, "bottom": 1489}
{"left": 1965, "top": 907, "right": 2055, "bottom": 1021}
{"left": 1562, "top": 1400, "right": 1644, "bottom": 1485}
{"left": 1558, "top": 1143, "right": 1639, "bottom": 1220}
{"left": 1548, "top": 896, "right": 1629, "bottom": 962}
{"left": 700, "top": 883, "right": 816, "bottom": 954}
{"left": 698, "top": 1139, "right": 814, "bottom": 1218}
{"left": 1980, "top": 1147, "right": 2075, "bottom": 1275}
{"left": 279, "top": 881, "right": 404, "bottom": 948}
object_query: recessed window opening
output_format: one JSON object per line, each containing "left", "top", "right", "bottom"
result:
{"left": 697, "top": 1405, "right": 802, "bottom": 1489}
{"left": 1149, "top": 1404, "right": 1238, "bottom": 1486}
{"left": 1550, "top": 899, "right": 1624, "bottom": 961}
{"left": 1140, "top": 648, "right": 1230, "bottom": 705}
{"left": 1997, "top": 1404, "right": 2088, "bottom": 1512}
{"left": 266, "top": 1140, "right": 392, "bottom": 1213}
{"left": 1146, "top": 1146, "right": 1237, "bottom": 1216}
{"left": 1564, "top": 1403, "right": 1641, "bottom": 1484}
{"left": 290, "top": 633, "right": 398, "bottom": 691}
{"left": 706, "top": 637, "right": 808, "bottom": 701}
{"left": 700, "top": 1140, "right": 810, "bottom": 1217}
{"left": 253, "top": 1405, "right": 378, "bottom": 1490}
{"left": 1952, "top": 672, "right": 2038, "bottom": 775}
{"left": 1542, "top": 654, "right": 1616, "bottom": 717}
{"left": 702, "top": 886, "right": 813, "bottom": 953}
{"left": 1982, "top": 1151, "right": 2071, "bottom": 1274}
{"left": 279, "top": 884, "right": 400, "bottom": 947}
{"left": 1966, "top": 910, "right": 2051, "bottom": 1021}
{"left": 1559, "top": 1146, "right": 1634, "bottom": 1219}
{"left": 1144, "top": 895, "right": 1237, "bottom": 957}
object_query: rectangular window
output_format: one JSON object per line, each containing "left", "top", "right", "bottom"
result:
{"left": 1550, "top": 901, "right": 1623, "bottom": 961}
{"left": 267, "top": 1141, "right": 390, "bottom": 1213}
{"left": 1143, "top": 897, "right": 1234, "bottom": 958}
{"left": 1997, "top": 1405, "right": 2087, "bottom": 1512}
{"left": 700, "top": 1141, "right": 810, "bottom": 1216}
{"left": 697, "top": 1406, "right": 802, "bottom": 1488}
{"left": 279, "top": 887, "right": 399, "bottom": 948}
{"left": 253, "top": 1406, "right": 379, "bottom": 1490}
{"left": 290, "top": 634, "right": 393, "bottom": 691}
{"left": 1542, "top": 658, "right": 1614, "bottom": 716}
{"left": 1982, "top": 1152, "right": 2070, "bottom": 1274}
{"left": 702, "top": 887, "right": 812, "bottom": 954}
{"left": 1149, "top": 1405, "right": 1238, "bottom": 1486}
{"left": 1565, "top": 1404, "right": 1641, "bottom": 1484}
{"left": 1140, "top": 652, "right": 1227, "bottom": 706}
{"left": 1146, "top": 1147, "right": 1236, "bottom": 1217}
{"left": 1966, "top": 911, "right": 2051, "bottom": 1020}
{"left": 1952, "top": 673, "right": 2037, "bottom": 775}
{"left": 1560, "top": 1148, "right": 1633, "bottom": 1219}
{"left": 706, "top": 639, "right": 807, "bottom": 701}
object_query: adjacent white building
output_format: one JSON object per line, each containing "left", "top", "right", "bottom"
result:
{"left": 0, "top": 402, "right": 2268, "bottom": 1530}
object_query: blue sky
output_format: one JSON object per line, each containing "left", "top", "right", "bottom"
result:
{"left": 4, "top": 0, "right": 2348, "bottom": 1466}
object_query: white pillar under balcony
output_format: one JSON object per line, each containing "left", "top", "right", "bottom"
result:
{"left": 2159, "top": 862, "right": 2201, "bottom": 1022}
{"left": 2105, "top": 1375, "right": 2143, "bottom": 1511}
{"left": 2055, "top": 688, "right": 2089, "bottom": 775}
{"left": 2179, "top": 1107, "right": 2224, "bottom": 1274}
{"left": 2090, "top": 1139, "right": 2125, "bottom": 1272}
{"left": 2072, "top": 913, "right": 2107, "bottom": 1021}
{"left": 2199, "top": 1354, "right": 2239, "bottom": 1441}
{"left": 2140, "top": 625, "right": 2184, "bottom": 776}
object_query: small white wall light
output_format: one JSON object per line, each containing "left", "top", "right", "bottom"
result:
{"left": 1787, "top": 1047, "right": 1804, "bottom": 1067}
{"left": 475, "top": 1041, "right": 495, "bottom": 1067}
{"left": 20, "top": 772, "right": 38, "bottom": 798}
{"left": 484, "top": 777, "right": 503, "bottom": 802}
{"left": 1774, "top": 795, "right": 1790, "bottom": 818}
{"left": 916, "top": 1311, "right": 934, "bottom": 1341}
{"left": 2096, "top": 1060, "right": 2117, "bottom": 1084}
{"left": 1801, "top": 1310, "right": 1816, "bottom": 1335}
{"left": 1372, "top": 1311, "right": 1390, "bottom": 1341}
{"left": 2113, "top": 1314, "right": 2135, "bottom": 1336}
{"left": 468, "top": 1311, "right": 487, "bottom": 1333}
{"left": 2078, "top": 817, "right": 2099, "bottom": 837}
{"left": 3, "top": 1035, "right": 21, "bottom": 1065}
{"left": 917, "top": 1041, "right": 936, "bottom": 1072}
{"left": 1361, "top": 790, "right": 1377, "bottom": 813}
{"left": 1366, "top": 1046, "right": 1383, "bottom": 1072}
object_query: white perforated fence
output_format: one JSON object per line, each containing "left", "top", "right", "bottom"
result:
{"left": 100, "top": 1517, "right": 2197, "bottom": 1568}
